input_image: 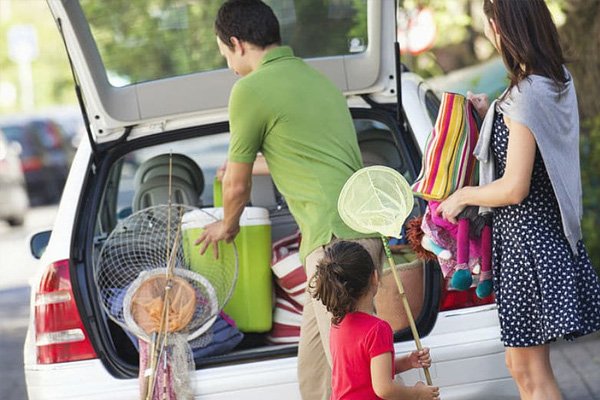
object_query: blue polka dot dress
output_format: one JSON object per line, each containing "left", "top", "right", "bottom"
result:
{"left": 491, "top": 111, "right": 600, "bottom": 347}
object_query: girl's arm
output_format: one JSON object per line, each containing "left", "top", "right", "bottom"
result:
{"left": 394, "top": 348, "right": 431, "bottom": 374}
{"left": 436, "top": 116, "right": 537, "bottom": 224}
{"left": 371, "top": 353, "right": 439, "bottom": 399}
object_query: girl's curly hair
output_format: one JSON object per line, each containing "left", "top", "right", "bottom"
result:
{"left": 308, "top": 241, "right": 375, "bottom": 325}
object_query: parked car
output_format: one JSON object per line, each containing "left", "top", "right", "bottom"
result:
{"left": 427, "top": 56, "right": 509, "bottom": 100}
{"left": 0, "top": 116, "right": 75, "bottom": 205}
{"left": 0, "top": 129, "right": 29, "bottom": 226}
{"left": 25, "top": 1, "right": 518, "bottom": 399}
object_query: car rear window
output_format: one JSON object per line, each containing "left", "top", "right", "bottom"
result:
{"left": 80, "top": 0, "right": 368, "bottom": 87}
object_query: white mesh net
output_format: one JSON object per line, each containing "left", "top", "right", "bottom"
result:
{"left": 95, "top": 204, "right": 237, "bottom": 340}
{"left": 338, "top": 166, "right": 414, "bottom": 238}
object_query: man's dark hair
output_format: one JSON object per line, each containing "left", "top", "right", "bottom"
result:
{"left": 215, "top": 0, "right": 281, "bottom": 49}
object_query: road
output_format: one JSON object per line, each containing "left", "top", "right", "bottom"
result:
{"left": 0, "top": 206, "right": 599, "bottom": 400}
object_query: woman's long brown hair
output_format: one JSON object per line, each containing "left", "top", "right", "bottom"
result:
{"left": 483, "top": 0, "right": 568, "bottom": 93}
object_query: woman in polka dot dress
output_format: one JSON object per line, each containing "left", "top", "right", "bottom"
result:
{"left": 436, "top": 1, "right": 600, "bottom": 399}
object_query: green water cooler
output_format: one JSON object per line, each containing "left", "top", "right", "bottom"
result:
{"left": 181, "top": 206, "right": 273, "bottom": 332}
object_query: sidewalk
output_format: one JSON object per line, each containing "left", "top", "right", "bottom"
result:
{"left": 552, "top": 331, "right": 600, "bottom": 400}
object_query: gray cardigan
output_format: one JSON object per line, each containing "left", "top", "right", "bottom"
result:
{"left": 473, "top": 68, "right": 583, "bottom": 255}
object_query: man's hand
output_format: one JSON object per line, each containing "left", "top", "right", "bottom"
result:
{"left": 194, "top": 220, "right": 239, "bottom": 258}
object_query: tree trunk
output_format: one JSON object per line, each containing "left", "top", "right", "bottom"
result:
{"left": 560, "top": 0, "right": 600, "bottom": 120}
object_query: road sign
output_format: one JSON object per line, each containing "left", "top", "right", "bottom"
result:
{"left": 8, "top": 25, "right": 39, "bottom": 63}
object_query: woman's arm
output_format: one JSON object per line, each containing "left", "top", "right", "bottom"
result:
{"left": 437, "top": 116, "right": 537, "bottom": 224}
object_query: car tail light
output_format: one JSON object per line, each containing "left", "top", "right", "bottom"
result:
{"left": 21, "top": 156, "right": 43, "bottom": 172}
{"left": 439, "top": 278, "right": 495, "bottom": 312}
{"left": 35, "top": 259, "right": 97, "bottom": 364}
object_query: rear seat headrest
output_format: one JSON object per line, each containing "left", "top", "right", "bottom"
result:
{"left": 134, "top": 153, "right": 204, "bottom": 196}
{"left": 132, "top": 154, "right": 204, "bottom": 211}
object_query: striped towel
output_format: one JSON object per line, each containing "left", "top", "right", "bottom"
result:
{"left": 412, "top": 92, "right": 479, "bottom": 200}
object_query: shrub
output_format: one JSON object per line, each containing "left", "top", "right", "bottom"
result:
{"left": 580, "top": 115, "right": 600, "bottom": 272}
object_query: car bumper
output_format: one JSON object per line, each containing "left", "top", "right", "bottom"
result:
{"left": 397, "top": 304, "right": 518, "bottom": 399}
{"left": 25, "top": 306, "right": 518, "bottom": 400}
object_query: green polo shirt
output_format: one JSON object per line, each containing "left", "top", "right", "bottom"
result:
{"left": 227, "top": 46, "right": 371, "bottom": 262}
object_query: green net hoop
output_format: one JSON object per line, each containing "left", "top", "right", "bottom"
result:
{"left": 338, "top": 166, "right": 415, "bottom": 238}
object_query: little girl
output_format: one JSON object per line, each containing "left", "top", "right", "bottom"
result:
{"left": 310, "top": 240, "right": 440, "bottom": 400}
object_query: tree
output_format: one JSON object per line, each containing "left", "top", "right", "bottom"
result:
{"left": 560, "top": 0, "right": 600, "bottom": 120}
{"left": 560, "top": 0, "right": 600, "bottom": 267}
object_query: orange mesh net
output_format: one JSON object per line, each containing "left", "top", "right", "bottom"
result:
{"left": 130, "top": 275, "right": 196, "bottom": 334}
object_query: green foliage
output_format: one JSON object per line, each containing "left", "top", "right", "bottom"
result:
{"left": 0, "top": 1, "right": 77, "bottom": 113}
{"left": 80, "top": 0, "right": 225, "bottom": 86}
{"left": 78, "top": 0, "right": 367, "bottom": 86}
{"left": 580, "top": 115, "right": 600, "bottom": 270}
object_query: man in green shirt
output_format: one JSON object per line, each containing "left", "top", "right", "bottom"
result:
{"left": 196, "top": 1, "right": 382, "bottom": 398}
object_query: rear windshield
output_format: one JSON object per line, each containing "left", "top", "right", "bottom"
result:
{"left": 80, "top": 0, "right": 369, "bottom": 87}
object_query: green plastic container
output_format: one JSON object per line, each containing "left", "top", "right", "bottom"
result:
{"left": 213, "top": 177, "right": 223, "bottom": 207}
{"left": 181, "top": 207, "right": 273, "bottom": 332}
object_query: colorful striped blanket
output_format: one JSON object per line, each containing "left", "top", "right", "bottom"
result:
{"left": 412, "top": 92, "right": 479, "bottom": 200}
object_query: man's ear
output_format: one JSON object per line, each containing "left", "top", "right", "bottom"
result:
{"left": 230, "top": 36, "right": 245, "bottom": 55}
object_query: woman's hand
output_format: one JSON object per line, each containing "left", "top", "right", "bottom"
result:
{"left": 467, "top": 91, "right": 489, "bottom": 120}
{"left": 436, "top": 189, "right": 468, "bottom": 224}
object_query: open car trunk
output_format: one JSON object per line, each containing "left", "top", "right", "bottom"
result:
{"left": 72, "top": 103, "right": 441, "bottom": 380}
{"left": 48, "top": 0, "right": 442, "bottom": 392}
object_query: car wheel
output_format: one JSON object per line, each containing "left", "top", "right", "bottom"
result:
{"left": 7, "top": 216, "right": 25, "bottom": 227}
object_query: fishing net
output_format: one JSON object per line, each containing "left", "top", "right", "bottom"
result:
{"left": 95, "top": 204, "right": 238, "bottom": 399}
{"left": 95, "top": 204, "right": 237, "bottom": 340}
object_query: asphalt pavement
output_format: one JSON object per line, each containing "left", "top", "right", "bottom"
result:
{"left": 1, "top": 206, "right": 599, "bottom": 400}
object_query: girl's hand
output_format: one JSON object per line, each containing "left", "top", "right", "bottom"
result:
{"left": 467, "top": 90, "right": 489, "bottom": 119}
{"left": 413, "top": 381, "right": 440, "bottom": 400}
{"left": 408, "top": 348, "right": 432, "bottom": 369}
{"left": 436, "top": 189, "right": 467, "bottom": 224}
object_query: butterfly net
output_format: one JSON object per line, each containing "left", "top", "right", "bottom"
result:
{"left": 338, "top": 166, "right": 415, "bottom": 238}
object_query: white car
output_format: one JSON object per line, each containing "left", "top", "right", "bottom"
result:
{"left": 25, "top": 1, "right": 518, "bottom": 399}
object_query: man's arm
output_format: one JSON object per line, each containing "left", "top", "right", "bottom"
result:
{"left": 195, "top": 161, "right": 253, "bottom": 257}
{"left": 222, "top": 160, "right": 253, "bottom": 234}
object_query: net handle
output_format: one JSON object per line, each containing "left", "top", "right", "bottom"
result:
{"left": 381, "top": 236, "right": 433, "bottom": 385}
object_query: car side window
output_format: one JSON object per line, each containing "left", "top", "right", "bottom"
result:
{"left": 354, "top": 118, "right": 409, "bottom": 180}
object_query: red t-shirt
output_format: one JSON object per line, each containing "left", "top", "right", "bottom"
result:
{"left": 330, "top": 312, "right": 394, "bottom": 400}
